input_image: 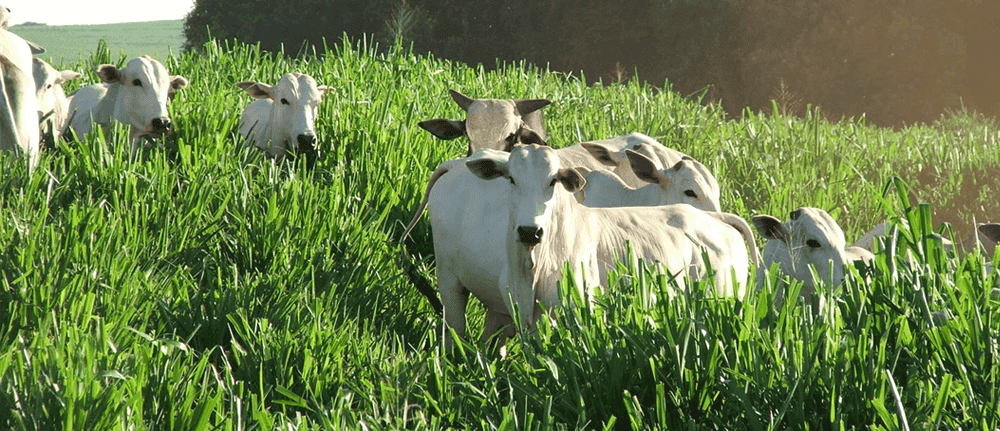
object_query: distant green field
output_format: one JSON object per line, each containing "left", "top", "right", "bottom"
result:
{"left": 9, "top": 19, "right": 184, "bottom": 67}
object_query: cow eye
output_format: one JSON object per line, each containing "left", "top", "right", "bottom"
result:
{"left": 280, "top": 98, "right": 290, "bottom": 105}
{"left": 132, "top": 79, "right": 142, "bottom": 86}
{"left": 684, "top": 190, "right": 697, "bottom": 198}
{"left": 806, "top": 239, "right": 822, "bottom": 248}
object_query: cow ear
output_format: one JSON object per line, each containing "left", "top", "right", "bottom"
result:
{"left": 556, "top": 168, "right": 586, "bottom": 193}
{"left": 515, "top": 98, "right": 551, "bottom": 117}
{"left": 57, "top": 70, "right": 82, "bottom": 85}
{"left": 752, "top": 215, "right": 789, "bottom": 243}
{"left": 317, "top": 85, "right": 330, "bottom": 97}
{"left": 626, "top": 149, "right": 661, "bottom": 184}
{"left": 466, "top": 158, "right": 510, "bottom": 181}
{"left": 97, "top": 64, "right": 123, "bottom": 84}
{"left": 237, "top": 82, "right": 273, "bottom": 99}
{"left": 418, "top": 119, "right": 465, "bottom": 140}
{"left": 449, "top": 89, "right": 475, "bottom": 111}
{"left": 978, "top": 223, "right": 1000, "bottom": 243}
{"left": 170, "top": 75, "right": 189, "bottom": 91}
{"left": 27, "top": 40, "right": 45, "bottom": 54}
{"left": 581, "top": 142, "right": 620, "bottom": 167}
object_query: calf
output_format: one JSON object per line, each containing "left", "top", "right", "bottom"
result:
{"left": 237, "top": 73, "right": 328, "bottom": 161}
{"left": 461, "top": 144, "right": 759, "bottom": 348}
{"left": 752, "top": 207, "right": 874, "bottom": 301}
{"left": 33, "top": 58, "right": 80, "bottom": 146}
{"left": 65, "top": 56, "right": 188, "bottom": 152}
{"left": 576, "top": 149, "right": 721, "bottom": 212}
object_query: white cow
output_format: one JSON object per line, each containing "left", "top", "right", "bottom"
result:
{"left": 752, "top": 207, "right": 874, "bottom": 301}
{"left": 418, "top": 89, "right": 550, "bottom": 155}
{"left": 577, "top": 132, "right": 689, "bottom": 188}
{"left": 237, "top": 73, "right": 328, "bottom": 161}
{"left": 65, "top": 56, "right": 188, "bottom": 152}
{"left": 576, "top": 149, "right": 721, "bottom": 212}
{"left": 460, "top": 144, "right": 760, "bottom": 348}
{"left": 0, "top": 27, "right": 40, "bottom": 170}
{"left": 33, "top": 58, "right": 81, "bottom": 146}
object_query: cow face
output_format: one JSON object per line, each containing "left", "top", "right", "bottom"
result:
{"left": 238, "top": 73, "right": 328, "bottom": 156}
{"left": 626, "top": 150, "right": 721, "bottom": 212}
{"left": 467, "top": 144, "right": 585, "bottom": 246}
{"left": 99, "top": 56, "right": 187, "bottom": 140}
{"left": 33, "top": 58, "right": 80, "bottom": 138}
{"left": 753, "top": 207, "right": 848, "bottom": 295}
{"left": 419, "top": 89, "right": 549, "bottom": 155}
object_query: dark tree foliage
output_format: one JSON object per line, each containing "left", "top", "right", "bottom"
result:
{"left": 183, "top": 0, "right": 999, "bottom": 127}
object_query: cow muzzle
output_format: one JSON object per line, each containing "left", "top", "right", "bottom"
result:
{"left": 296, "top": 133, "right": 317, "bottom": 153}
{"left": 151, "top": 117, "right": 172, "bottom": 132}
{"left": 517, "top": 226, "right": 544, "bottom": 245}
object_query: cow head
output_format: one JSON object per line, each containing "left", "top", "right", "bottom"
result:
{"left": 237, "top": 73, "right": 328, "bottom": 158}
{"left": 419, "top": 89, "right": 549, "bottom": 155}
{"left": 33, "top": 58, "right": 80, "bottom": 142}
{"left": 0, "top": 7, "right": 9, "bottom": 30}
{"left": 98, "top": 55, "right": 187, "bottom": 140}
{"left": 753, "top": 207, "right": 848, "bottom": 297}
{"left": 467, "top": 144, "right": 585, "bottom": 246}
{"left": 625, "top": 150, "right": 721, "bottom": 212}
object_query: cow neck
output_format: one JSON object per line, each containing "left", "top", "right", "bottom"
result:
{"left": 623, "top": 183, "right": 664, "bottom": 206}
{"left": 97, "top": 83, "right": 119, "bottom": 125}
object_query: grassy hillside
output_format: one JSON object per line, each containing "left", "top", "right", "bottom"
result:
{"left": 1, "top": 38, "right": 999, "bottom": 429}
{"left": 9, "top": 20, "right": 183, "bottom": 66}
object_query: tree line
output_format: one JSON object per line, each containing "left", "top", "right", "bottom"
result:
{"left": 183, "top": 0, "right": 1000, "bottom": 127}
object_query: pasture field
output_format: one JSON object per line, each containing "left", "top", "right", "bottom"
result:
{"left": 9, "top": 20, "right": 184, "bottom": 66}
{"left": 2, "top": 36, "right": 1000, "bottom": 429}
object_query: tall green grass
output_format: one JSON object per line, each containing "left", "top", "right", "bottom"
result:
{"left": 1, "top": 36, "right": 998, "bottom": 429}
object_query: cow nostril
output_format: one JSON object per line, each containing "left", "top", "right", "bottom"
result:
{"left": 297, "top": 134, "right": 316, "bottom": 146}
{"left": 152, "top": 118, "right": 171, "bottom": 131}
{"left": 517, "top": 226, "right": 544, "bottom": 245}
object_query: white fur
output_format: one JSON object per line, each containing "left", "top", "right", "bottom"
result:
{"left": 753, "top": 207, "right": 874, "bottom": 301}
{"left": 33, "top": 58, "right": 80, "bottom": 144}
{"left": 0, "top": 28, "right": 40, "bottom": 170}
{"left": 462, "top": 145, "right": 760, "bottom": 348}
{"left": 65, "top": 56, "right": 187, "bottom": 150}
{"left": 237, "top": 73, "right": 328, "bottom": 159}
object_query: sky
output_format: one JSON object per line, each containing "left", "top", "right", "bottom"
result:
{"left": 8, "top": 0, "right": 196, "bottom": 26}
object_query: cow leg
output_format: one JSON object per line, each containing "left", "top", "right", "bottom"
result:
{"left": 437, "top": 269, "right": 468, "bottom": 351}
{"left": 482, "top": 310, "right": 515, "bottom": 354}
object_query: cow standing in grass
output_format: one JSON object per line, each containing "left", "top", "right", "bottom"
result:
{"left": 445, "top": 144, "right": 759, "bottom": 351}
{"left": 236, "top": 73, "right": 328, "bottom": 164}
{"left": 65, "top": 55, "right": 188, "bottom": 153}
{"left": 0, "top": 25, "right": 41, "bottom": 170}
{"left": 33, "top": 58, "right": 80, "bottom": 147}
{"left": 752, "top": 207, "right": 874, "bottom": 302}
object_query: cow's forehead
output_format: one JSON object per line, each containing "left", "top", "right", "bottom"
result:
{"left": 509, "top": 144, "right": 559, "bottom": 178}
{"left": 672, "top": 160, "right": 720, "bottom": 197}
{"left": 124, "top": 57, "right": 169, "bottom": 85}
{"left": 788, "top": 208, "right": 845, "bottom": 247}
{"left": 465, "top": 100, "right": 519, "bottom": 144}
{"left": 274, "top": 73, "right": 322, "bottom": 102}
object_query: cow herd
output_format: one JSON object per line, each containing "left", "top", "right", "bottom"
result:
{"left": 3, "top": 8, "right": 998, "bottom": 353}
{"left": 404, "top": 94, "right": 1000, "bottom": 352}
{"left": 0, "top": 7, "right": 326, "bottom": 166}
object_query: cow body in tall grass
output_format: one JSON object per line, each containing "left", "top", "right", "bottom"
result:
{"left": 576, "top": 149, "right": 721, "bottom": 211}
{"left": 753, "top": 207, "right": 874, "bottom": 302}
{"left": 237, "top": 73, "right": 328, "bottom": 162}
{"left": 0, "top": 27, "right": 40, "bottom": 170}
{"left": 65, "top": 56, "right": 188, "bottom": 151}
{"left": 458, "top": 144, "right": 759, "bottom": 350}
{"left": 33, "top": 58, "right": 80, "bottom": 146}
